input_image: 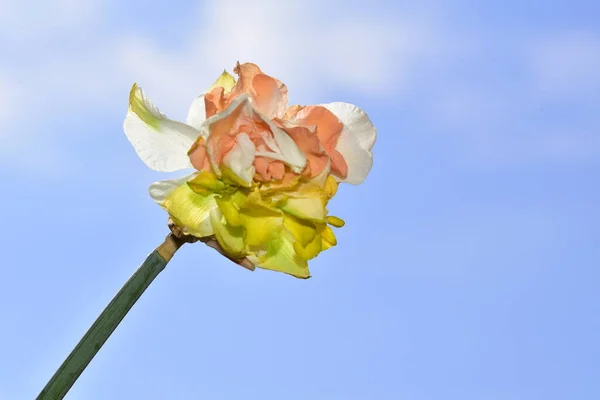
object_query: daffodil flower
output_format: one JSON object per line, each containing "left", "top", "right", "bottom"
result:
{"left": 37, "top": 62, "right": 377, "bottom": 399}
{"left": 124, "top": 62, "right": 377, "bottom": 278}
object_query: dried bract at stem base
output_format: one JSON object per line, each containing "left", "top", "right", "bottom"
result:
{"left": 167, "top": 218, "right": 256, "bottom": 271}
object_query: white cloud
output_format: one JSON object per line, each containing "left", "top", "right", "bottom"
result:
{"left": 431, "top": 81, "right": 600, "bottom": 166}
{"left": 0, "top": 74, "right": 20, "bottom": 126}
{"left": 474, "top": 130, "right": 600, "bottom": 166}
{"left": 421, "top": 28, "right": 600, "bottom": 166}
{"left": 528, "top": 31, "right": 600, "bottom": 94}
{"left": 3, "top": 1, "right": 596, "bottom": 171}
{"left": 0, "top": 0, "right": 101, "bottom": 45}
{"left": 0, "top": 0, "right": 441, "bottom": 167}
{"left": 116, "top": 0, "right": 443, "bottom": 115}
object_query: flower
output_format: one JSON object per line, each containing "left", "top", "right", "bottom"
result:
{"left": 124, "top": 62, "right": 376, "bottom": 278}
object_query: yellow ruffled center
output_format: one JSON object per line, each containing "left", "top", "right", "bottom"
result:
{"left": 160, "top": 171, "right": 344, "bottom": 278}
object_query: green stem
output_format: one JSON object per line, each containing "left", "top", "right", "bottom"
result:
{"left": 37, "top": 234, "right": 184, "bottom": 400}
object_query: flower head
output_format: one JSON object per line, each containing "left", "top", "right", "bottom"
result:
{"left": 124, "top": 62, "right": 376, "bottom": 278}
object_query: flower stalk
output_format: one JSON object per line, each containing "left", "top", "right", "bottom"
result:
{"left": 36, "top": 234, "right": 185, "bottom": 400}
{"left": 36, "top": 61, "right": 376, "bottom": 397}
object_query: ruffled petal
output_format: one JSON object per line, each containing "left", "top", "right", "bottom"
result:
{"left": 210, "top": 207, "right": 246, "bottom": 258}
{"left": 231, "top": 62, "right": 288, "bottom": 118}
{"left": 247, "top": 230, "right": 311, "bottom": 279}
{"left": 149, "top": 173, "right": 218, "bottom": 238}
{"left": 287, "top": 105, "right": 348, "bottom": 179}
{"left": 203, "top": 94, "right": 306, "bottom": 178}
{"left": 222, "top": 132, "right": 256, "bottom": 187}
{"left": 253, "top": 113, "right": 307, "bottom": 174}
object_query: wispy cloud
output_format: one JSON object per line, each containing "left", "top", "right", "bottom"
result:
{"left": 114, "top": 0, "right": 444, "bottom": 114}
{"left": 1, "top": 0, "right": 598, "bottom": 171}
{"left": 0, "top": 0, "right": 441, "bottom": 167}
{"left": 0, "top": 74, "right": 19, "bottom": 126}
{"left": 528, "top": 31, "right": 600, "bottom": 94}
{"left": 423, "top": 27, "right": 600, "bottom": 166}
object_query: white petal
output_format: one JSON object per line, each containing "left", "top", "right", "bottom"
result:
{"left": 149, "top": 173, "right": 198, "bottom": 203}
{"left": 222, "top": 132, "right": 256, "bottom": 186}
{"left": 322, "top": 102, "right": 377, "bottom": 185}
{"left": 257, "top": 113, "right": 307, "bottom": 173}
{"left": 124, "top": 84, "right": 200, "bottom": 172}
{"left": 186, "top": 95, "right": 207, "bottom": 130}
{"left": 201, "top": 94, "right": 253, "bottom": 175}
{"left": 200, "top": 94, "right": 251, "bottom": 130}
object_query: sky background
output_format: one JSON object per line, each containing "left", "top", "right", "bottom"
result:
{"left": 1, "top": 0, "right": 599, "bottom": 399}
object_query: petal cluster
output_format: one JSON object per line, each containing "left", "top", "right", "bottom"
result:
{"left": 124, "top": 62, "right": 376, "bottom": 278}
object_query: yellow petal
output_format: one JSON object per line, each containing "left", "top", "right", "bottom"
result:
{"left": 210, "top": 209, "right": 245, "bottom": 258}
{"left": 323, "top": 175, "right": 339, "bottom": 199}
{"left": 326, "top": 215, "right": 345, "bottom": 228}
{"left": 187, "top": 171, "right": 227, "bottom": 195}
{"left": 318, "top": 224, "right": 337, "bottom": 251}
{"left": 259, "top": 174, "right": 301, "bottom": 194}
{"left": 293, "top": 232, "right": 322, "bottom": 261}
{"left": 161, "top": 182, "right": 218, "bottom": 238}
{"left": 236, "top": 189, "right": 284, "bottom": 248}
{"left": 208, "top": 70, "right": 236, "bottom": 93}
{"left": 283, "top": 214, "right": 317, "bottom": 246}
{"left": 215, "top": 196, "right": 242, "bottom": 227}
{"left": 244, "top": 188, "right": 276, "bottom": 210}
{"left": 247, "top": 231, "right": 310, "bottom": 279}
{"left": 221, "top": 166, "right": 253, "bottom": 188}
{"left": 280, "top": 195, "right": 327, "bottom": 222}
{"left": 239, "top": 207, "right": 283, "bottom": 249}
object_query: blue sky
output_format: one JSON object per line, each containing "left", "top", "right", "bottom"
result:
{"left": 1, "top": 0, "right": 599, "bottom": 399}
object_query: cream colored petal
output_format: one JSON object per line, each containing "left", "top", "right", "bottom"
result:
{"left": 148, "top": 173, "right": 198, "bottom": 203}
{"left": 202, "top": 94, "right": 306, "bottom": 174}
{"left": 186, "top": 95, "right": 207, "bottom": 130}
{"left": 322, "top": 102, "right": 377, "bottom": 185}
{"left": 201, "top": 94, "right": 253, "bottom": 176}
{"left": 222, "top": 132, "right": 256, "bottom": 186}
{"left": 201, "top": 93, "right": 251, "bottom": 128}
{"left": 124, "top": 84, "right": 200, "bottom": 172}
{"left": 256, "top": 112, "right": 306, "bottom": 173}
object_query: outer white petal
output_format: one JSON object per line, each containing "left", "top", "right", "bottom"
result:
{"left": 124, "top": 84, "right": 201, "bottom": 172}
{"left": 149, "top": 173, "right": 198, "bottom": 203}
{"left": 222, "top": 132, "right": 256, "bottom": 186}
{"left": 322, "top": 102, "right": 377, "bottom": 185}
{"left": 186, "top": 95, "right": 207, "bottom": 130}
